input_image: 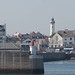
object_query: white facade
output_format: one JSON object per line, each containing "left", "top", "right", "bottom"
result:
{"left": 30, "top": 46, "right": 37, "bottom": 55}
{"left": 14, "top": 32, "right": 21, "bottom": 36}
{"left": 63, "top": 37, "right": 74, "bottom": 46}
{"left": 0, "top": 24, "right": 6, "bottom": 47}
{"left": 50, "top": 17, "right": 55, "bottom": 36}
{"left": 49, "top": 33, "right": 63, "bottom": 48}
{"left": 50, "top": 34, "right": 75, "bottom": 48}
{"left": 58, "top": 30, "right": 75, "bottom": 47}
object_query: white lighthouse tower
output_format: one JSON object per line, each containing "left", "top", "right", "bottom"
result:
{"left": 50, "top": 17, "right": 55, "bottom": 36}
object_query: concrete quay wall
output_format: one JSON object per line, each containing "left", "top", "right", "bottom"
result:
{"left": 0, "top": 51, "right": 44, "bottom": 74}
{"left": 29, "top": 55, "right": 44, "bottom": 74}
{"left": 66, "top": 53, "right": 75, "bottom": 60}
{"left": 39, "top": 52, "right": 66, "bottom": 62}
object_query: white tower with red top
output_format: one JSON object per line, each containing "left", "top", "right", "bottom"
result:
{"left": 30, "top": 40, "right": 37, "bottom": 55}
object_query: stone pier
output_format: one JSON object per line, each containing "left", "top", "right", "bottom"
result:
{"left": 0, "top": 50, "right": 44, "bottom": 74}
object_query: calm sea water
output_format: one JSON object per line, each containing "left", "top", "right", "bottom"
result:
{"left": 44, "top": 60, "right": 75, "bottom": 75}
{"left": 0, "top": 60, "right": 75, "bottom": 75}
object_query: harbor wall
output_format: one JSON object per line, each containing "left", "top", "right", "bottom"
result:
{"left": 66, "top": 53, "right": 75, "bottom": 60}
{"left": 0, "top": 51, "right": 44, "bottom": 74}
{"left": 39, "top": 52, "right": 66, "bottom": 62}
{"left": 29, "top": 55, "right": 44, "bottom": 74}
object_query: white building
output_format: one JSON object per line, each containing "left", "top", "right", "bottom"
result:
{"left": 58, "top": 29, "right": 75, "bottom": 47}
{"left": 14, "top": 32, "right": 21, "bottom": 37}
{"left": 49, "top": 33, "right": 63, "bottom": 48}
{"left": 49, "top": 30, "right": 75, "bottom": 48}
{"left": 50, "top": 17, "right": 55, "bottom": 36}
{"left": 0, "top": 24, "right": 6, "bottom": 47}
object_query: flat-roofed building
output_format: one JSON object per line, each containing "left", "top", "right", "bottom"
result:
{"left": 0, "top": 24, "right": 6, "bottom": 47}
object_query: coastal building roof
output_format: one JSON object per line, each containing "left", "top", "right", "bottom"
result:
{"left": 21, "top": 32, "right": 46, "bottom": 40}
{"left": 7, "top": 32, "right": 48, "bottom": 43}
{"left": 58, "top": 29, "right": 75, "bottom": 37}
{"left": 0, "top": 43, "right": 20, "bottom": 49}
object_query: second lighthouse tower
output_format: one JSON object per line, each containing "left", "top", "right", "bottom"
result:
{"left": 50, "top": 17, "right": 55, "bottom": 36}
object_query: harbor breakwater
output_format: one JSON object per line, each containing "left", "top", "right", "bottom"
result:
{"left": 0, "top": 50, "right": 44, "bottom": 74}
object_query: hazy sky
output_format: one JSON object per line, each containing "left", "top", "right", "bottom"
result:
{"left": 0, "top": 0, "right": 75, "bottom": 35}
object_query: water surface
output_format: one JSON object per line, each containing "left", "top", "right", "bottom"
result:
{"left": 44, "top": 60, "right": 75, "bottom": 75}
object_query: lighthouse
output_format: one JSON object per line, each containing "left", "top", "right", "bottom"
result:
{"left": 30, "top": 40, "right": 37, "bottom": 55}
{"left": 50, "top": 17, "right": 55, "bottom": 36}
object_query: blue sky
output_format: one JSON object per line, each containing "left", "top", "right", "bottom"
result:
{"left": 0, "top": 0, "right": 75, "bottom": 35}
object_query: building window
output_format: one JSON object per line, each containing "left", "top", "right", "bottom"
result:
{"left": 74, "top": 36, "right": 75, "bottom": 41}
{"left": 51, "top": 45, "right": 53, "bottom": 48}
{"left": 32, "top": 36, "right": 37, "bottom": 39}
{"left": 64, "top": 42, "right": 67, "bottom": 45}
{"left": 55, "top": 45, "right": 57, "bottom": 48}
{"left": 56, "top": 36, "right": 58, "bottom": 40}
{"left": 65, "top": 38, "right": 67, "bottom": 40}
{"left": 70, "top": 38, "right": 72, "bottom": 40}
{"left": 64, "top": 31, "right": 66, "bottom": 34}
{"left": 26, "top": 41, "right": 31, "bottom": 43}
{"left": 0, "top": 37, "right": 3, "bottom": 40}
{"left": 0, "top": 41, "right": 2, "bottom": 43}
{"left": 69, "top": 42, "right": 72, "bottom": 45}
{"left": 59, "top": 45, "right": 60, "bottom": 48}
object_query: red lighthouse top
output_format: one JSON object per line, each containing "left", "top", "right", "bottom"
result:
{"left": 31, "top": 40, "right": 34, "bottom": 46}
